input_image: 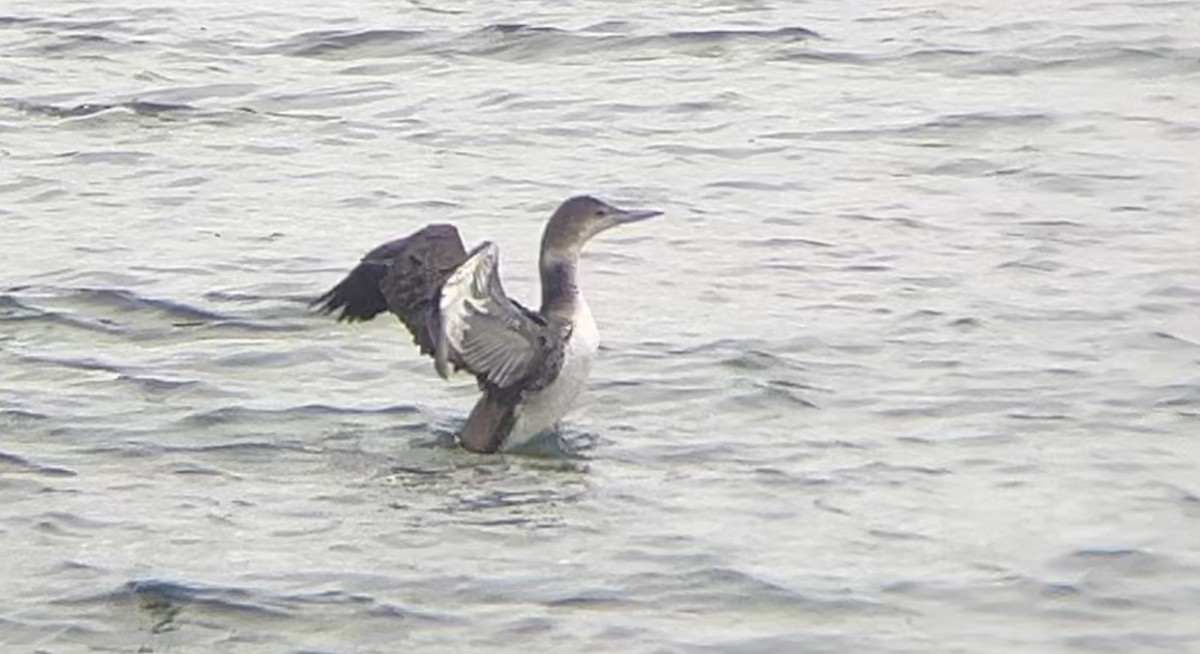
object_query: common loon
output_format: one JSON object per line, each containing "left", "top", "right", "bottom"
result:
{"left": 313, "top": 196, "right": 661, "bottom": 453}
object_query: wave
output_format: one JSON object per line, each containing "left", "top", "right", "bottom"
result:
{"left": 270, "top": 22, "right": 820, "bottom": 62}
{"left": 616, "top": 565, "right": 902, "bottom": 615}
{"left": 181, "top": 403, "right": 421, "bottom": 427}
{"left": 9, "top": 99, "right": 198, "bottom": 119}
{"left": 54, "top": 579, "right": 293, "bottom": 631}
{"left": 665, "top": 26, "right": 820, "bottom": 42}
{"left": 0, "top": 286, "right": 309, "bottom": 337}
{"left": 6, "top": 98, "right": 266, "bottom": 126}
{"left": 775, "top": 42, "right": 1200, "bottom": 77}
{"left": 271, "top": 28, "right": 428, "bottom": 57}
{"left": 763, "top": 111, "right": 1055, "bottom": 143}
{"left": 0, "top": 449, "right": 76, "bottom": 477}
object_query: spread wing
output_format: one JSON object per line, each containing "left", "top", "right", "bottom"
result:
{"left": 312, "top": 223, "right": 467, "bottom": 355}
{"left": 435, "top": 242, "right": 548, "bottom": 391}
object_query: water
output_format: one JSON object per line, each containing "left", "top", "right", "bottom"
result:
{"left": 2, "top": 0, "right": 1199, "bottom": 652}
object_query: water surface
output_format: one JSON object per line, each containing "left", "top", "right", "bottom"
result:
{"left": 2, "top": 1, "right": 1199, "bottom": 652}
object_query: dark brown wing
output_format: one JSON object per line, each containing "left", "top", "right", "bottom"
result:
{"left": 312, "top": 223, "right": 468, "bottom": 356}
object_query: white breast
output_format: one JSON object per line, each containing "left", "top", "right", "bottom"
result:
{"left": 503, "top": 301, "right": 600, "bottom": 450}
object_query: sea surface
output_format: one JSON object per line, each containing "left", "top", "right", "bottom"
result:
{"left": 2, "top": 0, "right": 1199, "bottom": 652}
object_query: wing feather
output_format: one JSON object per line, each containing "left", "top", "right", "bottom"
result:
{"left": 316, "top": 228, "right": 549, "bottom": 390}
{"left": 436, "top": 243, "right": 545, "bottom": 390}
{"left": 313, "top": 224, "right": 467, "bottom": 355}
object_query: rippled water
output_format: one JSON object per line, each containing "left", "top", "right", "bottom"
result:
{"left": 3, "top": 0, "right": 1200, "bottom": 652}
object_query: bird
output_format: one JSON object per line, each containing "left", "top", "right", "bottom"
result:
{"left": 312, "top": 195, "right": 661, "bottom": 453}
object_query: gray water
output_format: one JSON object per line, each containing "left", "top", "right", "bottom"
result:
{"left": 3, "top": 0, "right": 1199, "bottom": 652}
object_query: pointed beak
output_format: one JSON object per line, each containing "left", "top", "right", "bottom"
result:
{"left": 612, "top": 208, "right": 663, "bottom": 224}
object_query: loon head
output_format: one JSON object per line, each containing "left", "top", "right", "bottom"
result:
{"left": 540, "top": 195, "right": 661, "bottom": 261}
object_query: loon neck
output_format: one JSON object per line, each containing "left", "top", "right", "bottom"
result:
{"left": 539, "top": 252, "right": 584, "bottom": 320}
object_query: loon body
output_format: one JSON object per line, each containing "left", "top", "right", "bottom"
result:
{"left": 313, "top": 196, "right": 660, "bottom": 453}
